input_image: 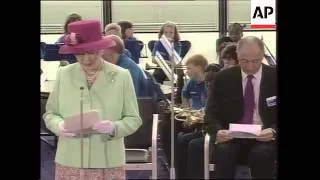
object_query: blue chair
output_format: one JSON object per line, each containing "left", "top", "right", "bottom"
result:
{"left": 40, "top": 42, "right": 46, "bottom": 60}
{"left": 56, "top": 43, "right": 77, "bottom": 64}
{"left": 180, "top": 40, "right": 191, "bottom": 59}
{"left": 43, "top": 44, "right": 64, "bottom": 61}
{"left": 43, "top": 44, "right": 77, "bottom": 64}
{"left": 124, "top": 40, "right": 142, "bottom": 64}
{"left": 148, "top": 40, "right": 157, "bottom": 55}
{"left": 264, "top": 54, "right": 276, "bottom": 66}
{"left": 62, "top": 54, "right": 77, "bottom": 64}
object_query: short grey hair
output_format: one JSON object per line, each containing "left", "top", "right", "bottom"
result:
{"left": 237, "top": 36, "right": 265, "bottom": 53}
{"left": 104, "top": 23, "right": 121, "bottom": 35}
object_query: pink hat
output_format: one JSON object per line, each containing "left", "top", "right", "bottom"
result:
{"left": 59, "top": 20, "right": 115, "bottom": 54}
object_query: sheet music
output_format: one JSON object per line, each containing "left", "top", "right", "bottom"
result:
{"left": 155, "top": 51, "right": 173, "bottom": 81}
{"left": 64, "top": 110, "right": 102, "bottom": 134}
{"left": 229, "top": 123, "right": 262, "bottom": 139}
{"left": 159, "top": 35, "right": 182, "bottom": 65}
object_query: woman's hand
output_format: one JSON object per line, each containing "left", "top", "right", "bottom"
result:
{"left": 92, "top": 120, "right": 115, "bottom": 135}
{"left": 58, "top": 121, "right": 76, "bottom": 137}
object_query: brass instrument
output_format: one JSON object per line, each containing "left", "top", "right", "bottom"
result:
{"left": 146, "top": 63, "right": 187, "bottom": 70}
{"left": 173, "top": 107, "right": 204, "bottom": 128}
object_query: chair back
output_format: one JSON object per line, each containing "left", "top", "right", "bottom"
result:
{"left": 264, "top": 54, "right": 276, "bottom": 66}
{"left": 148, "top": 40, "right": 157, "bottom": 54}
{"left": 180, "top": 40, "right": 191, "bottom": 58}
{"left": 41, "top": 42, "right": 46, "bottom": 59}
{"left": 124, "top": 97, "right": 158, "bottom": 149}
{"left": 43, "top": 44, "right": 77, "bottom": 63}
{"left": 63, "top": 54, "right": 77, "bottom": 64}
{"left": 124, "top": 40, "right": 142, "bottom": 64}
{"left": 43, "top": 44, "right": 64, "bottom": 61}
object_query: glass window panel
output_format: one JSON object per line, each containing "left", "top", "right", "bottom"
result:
{"left": 111, "top": 0, "right": 219, "bottom": 32}
{"left": 41, "top": 1, "right": 103, "bottom": 34}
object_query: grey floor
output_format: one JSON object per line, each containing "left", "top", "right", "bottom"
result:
{"left": 41, "top": 136, "right": 254, "bottom": 180}
{"left": 40, "top": 136, "right": 170, "bottom": 180}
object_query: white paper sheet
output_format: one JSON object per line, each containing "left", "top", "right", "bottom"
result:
{"left": 229, "top": 123, "right": 262, "bottom": 139}
{"left": 63, "top": 110, "right": 101, "bottom": 133}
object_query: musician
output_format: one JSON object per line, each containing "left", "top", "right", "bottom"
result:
{"left": 156, "top": 22, "right": 183, "bottom": 167}
{"left": 151, "top": 21, "right": 184, "bottom": 104}
{"left": 55, "top": 13, "right": 82, "bottom": 44}
{"left": 181, "top": 54, "right": 208, "bottom": 110}
{"left": 117, "top": 20, "right": 143, "bottom": 64}
{"left": 117, "top": 20, "right": 136, "bottom": 40}
{"left": 104, "top": 23, "right": 122, "bottom": 37}
{"left": 102, "top": 35, "right": 147, "bottom": 97}
{"left": 176, "top": 63, "right": 221, "bottom": 179}
{"left": 43, "top": 20, "right": 142, "bottom": 180}
{"left": 220, "top": 43, "right": 239, "bottom": 70}
{"left": 205, "top": 36, "right": 277, "bottom": 179}
{"left": 216, "top": 36, "right": 233, "bottom": 66}
{"left": 204, "top": 64, "right": 222, "bottom": 97}
{"left": 104, "top": 23, "right": 133, "bottom": 62}
{"left": 228, "top": 23, "right": 243, "bottom": 43}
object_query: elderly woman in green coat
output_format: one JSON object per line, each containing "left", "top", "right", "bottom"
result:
{"left": 43, "top": 20, "right": 142, "bottom": 180}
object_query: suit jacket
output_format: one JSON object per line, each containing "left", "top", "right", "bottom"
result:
{"left": 43, "top": 62, "right": 142, "bottom": 168}
{"left": 205, "top": 64, "right": 277, "bottom": 142}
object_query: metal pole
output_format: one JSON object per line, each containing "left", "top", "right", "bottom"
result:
{"left": 169, "top": 43, "right": 176, "bottom": 179}
{"left": 79, "top": 87, "right": 84, "bottom": 180}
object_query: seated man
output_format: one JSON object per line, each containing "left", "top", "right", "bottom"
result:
{"left": 102, "top": 35, "right": 147, "bottom": 97}
{"left": 104, "top": 23, "right": 133, "bottom": 59}
{"left": 205, "top": 36, "right": 277, "bottom": 179}
{"left": 177, "top": 63, "right": 221, "bottom": 179}
{"left": 181, "top": 54, "right": 208, "bottom": 110}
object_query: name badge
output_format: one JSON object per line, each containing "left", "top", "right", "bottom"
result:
{"left": 266, "top": 96, "right": 277, "bottom": 107}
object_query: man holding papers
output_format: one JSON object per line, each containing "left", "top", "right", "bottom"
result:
{"left": 43, "top": 20, "right": 142, "bottom": 180}
{"left": 205, "top": 36, "right": 277, "bottom": 179}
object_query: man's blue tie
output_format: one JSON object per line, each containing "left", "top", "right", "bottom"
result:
{"left": 240, "top": 75, "right": 255, "bottom": 124}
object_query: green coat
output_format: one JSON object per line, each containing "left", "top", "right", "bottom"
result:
{"left": 43, "top": 62, "right": 142, "bottom": 168}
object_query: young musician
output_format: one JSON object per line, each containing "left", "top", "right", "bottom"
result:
{"left": 215, "top": 36, "right": 233, "bottom": 66}
{"left": 228, "top": 23, "right": 243, "bottom": 43}
{"left": 220, "top": 43, "right": 239, "bottom": 70}
{"left": 117, "top": 20, "right": 136, "bottom": 40}
{"left": 55, "top": 13, "right": 82, "bottom": 44}
{"left": 151, "top": 21, "right": 184, "bottom": 104}
{"left": 177, "top": 63, "right": 221, "bottom": 179}
{"left": 181, "top": 54, "right": 208, "bottom": 110}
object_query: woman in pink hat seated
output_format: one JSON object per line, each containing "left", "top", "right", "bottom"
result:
{"left": 43, "top": 20, "right": 142, "bottom": 180}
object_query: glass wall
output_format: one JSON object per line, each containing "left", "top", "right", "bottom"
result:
{"left": 40, "top": 0, "right": 276, "bottom": 62}
{"left": 111, "top": 1, "right": 219, "bottom": 32}
{"left": 40, "top": 1, "right": 103, "bottom": 34}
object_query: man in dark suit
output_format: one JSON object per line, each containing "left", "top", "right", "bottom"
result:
{"left": 205, "top": 36, "right": 277, "bottom": 179}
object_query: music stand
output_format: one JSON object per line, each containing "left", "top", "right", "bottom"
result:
{"left": 154, "top": 51, "right": 175, "bottom": 82}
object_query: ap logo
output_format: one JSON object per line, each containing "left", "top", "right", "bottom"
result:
{"left": 251, "top": 0, "right": 276, "bottom": 29}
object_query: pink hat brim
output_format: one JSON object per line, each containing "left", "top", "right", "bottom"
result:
{"left": 59, "top": 38, "right": 115, "bottom": 54}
